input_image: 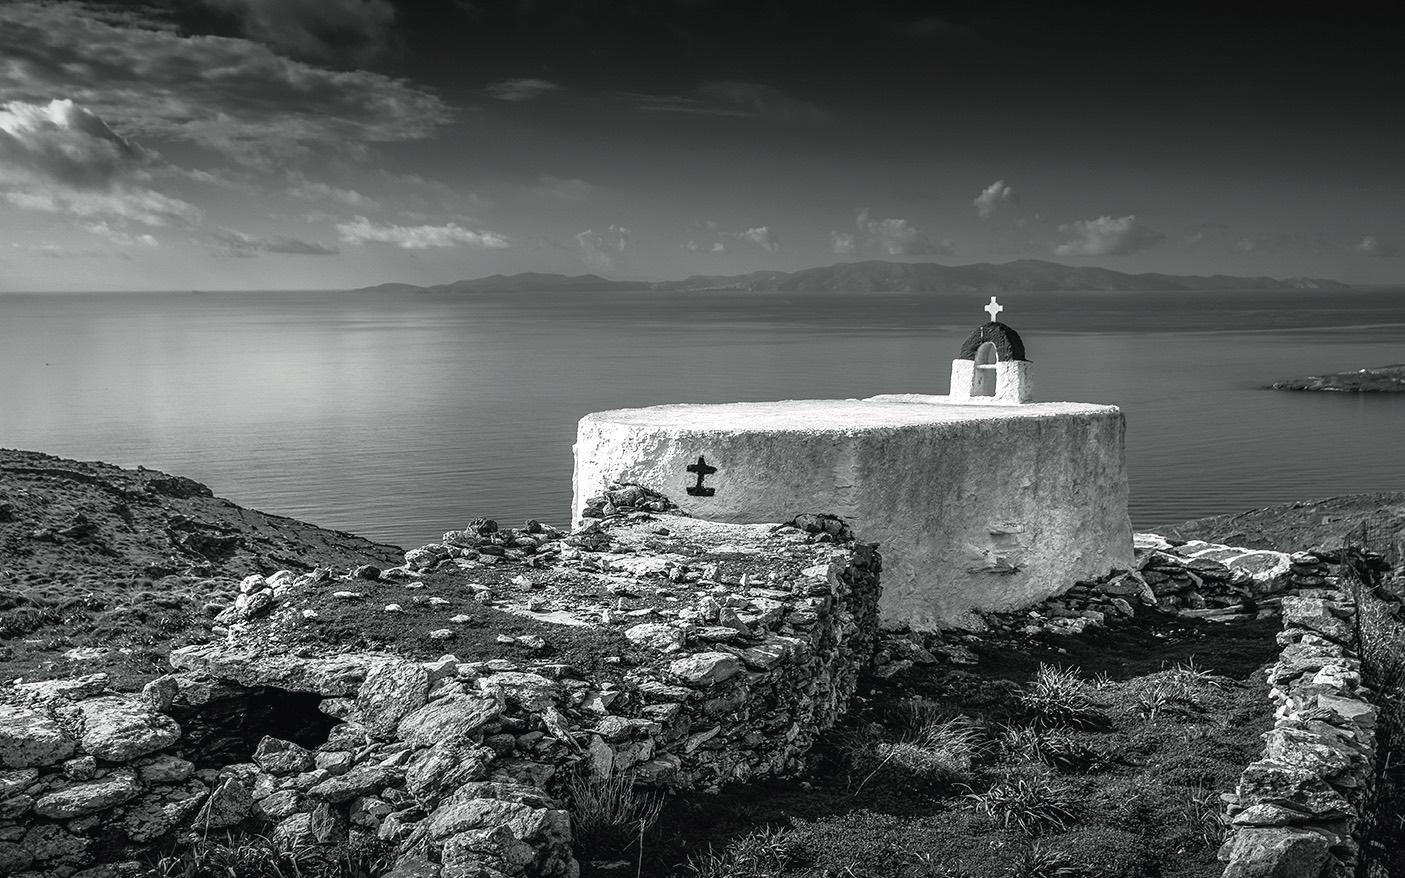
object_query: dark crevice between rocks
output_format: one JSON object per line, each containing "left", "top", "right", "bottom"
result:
{"left": 170, "top": 686, "right": 340, "bottom": 767}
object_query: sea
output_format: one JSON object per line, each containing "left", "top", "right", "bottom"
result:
{"left": 1, "top": 286, "right": 1402, "bottom": 550}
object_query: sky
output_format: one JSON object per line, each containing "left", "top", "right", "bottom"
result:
{"left": 0, "top": 0, "right": 1402, "bottom": 291}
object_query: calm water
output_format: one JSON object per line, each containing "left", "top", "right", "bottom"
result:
{"left": 1, "top": 287, "right": 1403, "bottom": 549}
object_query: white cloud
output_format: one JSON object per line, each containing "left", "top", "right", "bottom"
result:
{"left": 0, "top": 99, "right": 199, "bottom": 224}
{"left": 685, "top": 240, "right": 726, "bottom": 254}
{"left": 740, "top": 226, "right": 780, "bottom": 252}
{"left": 486, "top": 79, "right": 561, "bottom": 101}
{"left": 0, "top": 99, "right": 145, "bottom": 189}
{"left": 198, "top": 0, "right": 396, "bottom": 62}
{"left": 0, "top": 3, "right": 450, "bottom": 165}
{"left": 1054, "top": 214, "right": 1162, "bottom": 256}
{"left": 336, "top": 216, "right": 509, "bottom": 250}
{"left": 215, "top": 227, "right": 338, "bottom": 255}
{"left": 1353, "top": 235, "right": 1399, "bottom": 258}
{"left": 854, "top": 209, "right": 953, "bottom": 256}
{"left": 831, "top": 231, "right": 856, "bottom": 255}
{"left": 83, "top": 221, "right": 158, "bottom": 246}
{"left": 2, "top": 178, "right": 202, "bottom": 227}
{"left": 973, "top": 179, "right": 1016, "bottom": 218}
{"left": 576, "top": 225, "right": 629, "bottom": 271}
{"left": 289, "top": 178, "right": 377, "bottom": 208}
{"left": 11, "top": 241, "right": 110, "bottom": 259}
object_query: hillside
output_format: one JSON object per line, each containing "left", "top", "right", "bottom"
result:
{"left": 359, "top": 259, "right": 1350, "bottom": 294}
{"left": 0, "top": 449, "right": 403, "bottom": 687}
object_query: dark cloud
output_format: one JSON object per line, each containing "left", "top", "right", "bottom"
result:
{"left": 630, "top": 81, "right": 826, "bottom": 122}
{"left": 196, "top": 0, "right": 397, "bottom": 63}
{"left": 0, "top": 2, "right": 450, "bottom": 165}
{"left": 1054, "top": 215, "right": 1162, "bottom": 256}
{"left": 485, "top": 78, "right": 561, "bottom": 101}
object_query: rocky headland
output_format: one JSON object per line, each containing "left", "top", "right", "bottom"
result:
{"left": 1267, "top": 364, "right": 1405, "bottom": 393}
{"left": 0, "top": 452, "right": 1400, "bottom": 878}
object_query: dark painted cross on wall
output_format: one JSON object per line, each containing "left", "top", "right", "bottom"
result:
{"left": 686, "top": 455, "right": 716, "bottom": 496}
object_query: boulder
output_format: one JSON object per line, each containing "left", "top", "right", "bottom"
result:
{"left": 668, "top": 652, "right": 742, "bottom": 687}
{"left": 0, "top": 703, "right": 77, "bottom": 768}
{"left": 624, "top": 623, "right": 686, "bottom": 652}
{"left": 118, "top": 779, "right": 208, "bottom": 842}
{"left": 77, "top": 697, "right": 180, "bottom": 762}
{"left": 253, "top": 737, "right": 315, "bottom": 776}
{"left": 357, "top": 660, "right": 431, "bottom": 739}
{"left": 195, "top": 776, "right": 253, "bottom": 828}
{"left": 1222, "top": 827, "right": 1330, "bottom": 878}
{"left": 33, "top": 769, "right": 141, "bottom": 819}
{"left": 406, "top": 741, "right": 493, "bottom": 804}
{"left": 397, "top": 694, "right": 500, "bottom": 749}
{"left": 308, "top": 764, "right": 394, "bottom": 804}
{"left": 481, "top": 672, "right": 558, "bottom": 712}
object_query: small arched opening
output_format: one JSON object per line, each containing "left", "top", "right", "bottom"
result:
{"left": 973, "top": 341, "right": 998, "bottom": 396}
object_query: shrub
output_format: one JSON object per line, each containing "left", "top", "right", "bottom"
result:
{"left": 566, "top": 768, "right": 666, "bottom": 861}
{"left": 1019, "top": 665, "right": 1105, "bottom": 730}
{"left": 966, "top": 775, "right": 1081, "bottom": 836}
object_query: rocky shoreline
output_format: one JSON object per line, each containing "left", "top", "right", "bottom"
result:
{"left": 1267, "top": 364, "right": 1405, "bottom": 393}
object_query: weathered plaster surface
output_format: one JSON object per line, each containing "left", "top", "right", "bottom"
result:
{"left": 574, "top": 394, "right": 1134, "bottom": 628}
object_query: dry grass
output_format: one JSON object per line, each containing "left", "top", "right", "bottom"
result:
{"left": 566, "top": 768, "right": 666, "bottom": 863}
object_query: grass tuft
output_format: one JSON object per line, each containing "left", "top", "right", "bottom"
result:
{"left": 966, "top": 775, "right": 1082, "bottom": 836}
{"left": 1018, "top": 665, "right": 1106, "bottom": 730}
{"left": 1004, "top": 843, "right": 1083, "bottom": 878}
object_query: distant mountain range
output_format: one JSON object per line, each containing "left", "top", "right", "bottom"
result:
{"left": 359, "top": 259, "right": 1350, "bottom": 295}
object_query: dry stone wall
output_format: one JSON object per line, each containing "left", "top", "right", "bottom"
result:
{"left": 0, "top": 512, "right": 879, "bottom": 878}
{"left": 1218, "top": 584, "right": 1380, "bottom": 878}
{"left": 0, "top": 673, "right": 199, "bottom": 877}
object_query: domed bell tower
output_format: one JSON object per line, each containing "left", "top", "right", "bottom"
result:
{"left": 948, "top": 297, "right": 1033, "bottom": 404}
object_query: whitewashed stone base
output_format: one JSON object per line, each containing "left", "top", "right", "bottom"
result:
{"left": 574, "top": 394, "right": 1134, "bottom": 629}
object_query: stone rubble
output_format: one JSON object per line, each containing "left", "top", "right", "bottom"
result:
{"left": 973, "top": 533, "right": 1332, "bottom": 636}
{"left": 0, "top": 512, "right": 880, "bottom": 877}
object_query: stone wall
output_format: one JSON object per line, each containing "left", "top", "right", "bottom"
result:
{"left": 1218, "top": 585, "right": 1380, "bottom": 878}
{"left": 0, "top": 512, "right": 880, "bottom": 878}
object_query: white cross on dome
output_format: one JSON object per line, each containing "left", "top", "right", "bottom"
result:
{"left": 985, "top": 296, "right": 1003, "bottom": 322}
